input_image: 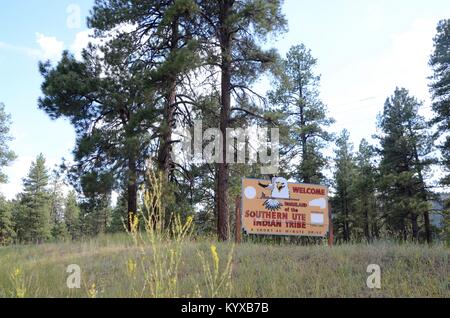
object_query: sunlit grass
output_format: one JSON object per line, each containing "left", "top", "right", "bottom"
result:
{"left": 0, "top": 167, "right": 447, "bottom": 298}
{"left": 0, "top": 236, "right": 448, "bottom": 298}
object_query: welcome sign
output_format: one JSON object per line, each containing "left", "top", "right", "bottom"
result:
{"left": 241, "top": 178, "right": 329, "bottom": 237}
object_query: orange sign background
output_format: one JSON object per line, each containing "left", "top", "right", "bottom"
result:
{"left": 241, "top": 178, "right": 329, "bottom": 237}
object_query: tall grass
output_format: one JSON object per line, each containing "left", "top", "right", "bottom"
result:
{"left": 0, "top": 168, "right": 447, "bottom": 298}
{"left": 8, "top": 268, "right": 27, "bottom": 298}
{"left": 197, "top": 244, "right": 234, "bottom": 297}
{"left": 123, "top": 166, "right": 234, "bottom": 298}
{"left": 0, "top": 236, "right": 448, "bottom": 297}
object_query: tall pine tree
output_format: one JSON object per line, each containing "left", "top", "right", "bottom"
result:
{"left": 65, "top": 190, "right": 81, "bottom": 240}
{"left": 352, "top": 139, "right": 379, "bottom": 242}
{"left": 429, "top": 19, "right": 450, "bottom": 186}
{"left": 49, "top": 170, "right": 69, "bottom": 240}
{"left": 196, "top": 0, "right": 287, "bottom": 240}
{"left": 269, "top": 44, "right": 334, "bottom": 184}
{"left": 39, "top": 48, "right": 155, "bottom": 232}
{"left": 0, "top": 195, "right": 15, "bottom": 245}
{"left": 332, "top": 129, "right": 356, "bottom": 242}
{"left": 0, "top": 103, "right": 16, "bottom": 245}
{"left": 43, "top": 1, "right": 202, "bottom": 232}
{"left": 79, "top": 171, "right": 114, "bottom": 236}
{"left": 15, "top": 154, "right": 51, "bottom": 243}
{"left": 109, "top": 191, "right": 128, "bottom": 233}
{"left": 0, "top": 103, "right": 16, "bottom": 184}
{"left": 377, "top": 88, "right": 433, "bottom": 242}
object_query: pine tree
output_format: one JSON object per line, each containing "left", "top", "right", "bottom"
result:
{"left": 196, "top": 0, "right": 287, "bottom": 240}
{"left": 51, "top": 220, "right": 70, "bottom": 241}
{"left": 0, "top": 195, "right": 15, "bottom": 245}
{"left": 79, "top": 171, "right": 113, "bottom": 236}
{"left": 352, "top": 139, "right": 379, "bottom": 242}
{"left": 429, "top": 20, "right": 450, "bottom": 245}
{"left": 39, "top": 47, "right": 154, "bottom": 234}
{"left": 0, "top": 103, "right": 15, "bottom": 245}
{"left": 87, "top": 0, "right": 202, "bottom": 231}
{"left": 0, "top": 103, "right": 16, "bottom": 183}
{"left": 377, "top": 88, "right": 433, "bottom": 242}
{"left": 49, "top": 169, "right": 69, "bottom": 240}
{"left": 40, "top": 0, "right": 203, "bottom": 232}
{"left": 65, "top": 190, "right": 81, "bottom": 240}
{"left": 332, "top": 129, "right": 356, "bottom": 242}
{"left": 109, "top": 191, "right": 127, "bottom": 233}
{"left": 16, "top": 154, "right": 51, "bottom": 243}
{"left": 429, "top": 19, "right": 450, "bottom": 186}
{"left": 269, "top": 44, "right": 334, "bottom": 184}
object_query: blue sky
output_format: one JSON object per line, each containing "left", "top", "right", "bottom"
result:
{"left": 1, "top": 0, "right": 449, "bottom": 198}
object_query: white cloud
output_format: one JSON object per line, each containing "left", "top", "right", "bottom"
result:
{"left": 70, "top": 29, "right": 95, "bottom": 60}
{"left": 323, "top": 17, "right": 438, "bottom": 143}
{"left": 317, "top": 17, "right": 445, "bottom": 186}
{"left": 1, "top": 23, "right": 138, "bottom": 63}
{"left": 365, "top": 3, "right": 384, "bottom": 32}
{"left": 35, "top": 32, "right": 65, "bottom": 60}
{"left": 0, "top": 33, "right": 65, "bottom": 61}
{"left": 69, "top": 22, "right": 138, "bottom": 59}
{"left": 379, "top": 18, "right": 435, "bottom": 103}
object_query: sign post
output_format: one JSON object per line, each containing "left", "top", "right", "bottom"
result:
{"left": 235, "top": 195, "right": 242, "bottom": 244}
{"left": 241, "top": 177, "right": 330, "bottom": 239}
{"left": 328, "top": 203, "right": 334, "bottom": 247}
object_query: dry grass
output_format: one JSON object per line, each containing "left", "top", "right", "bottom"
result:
{"left": 0, "top": 234, "right": 448, "bottom": 298}
{"left": 1, "top": 166, "right": 448, "bottom": 297}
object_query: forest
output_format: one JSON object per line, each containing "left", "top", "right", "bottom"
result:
{"left": 0, "top": 1, "right": 449, "bottom": 247}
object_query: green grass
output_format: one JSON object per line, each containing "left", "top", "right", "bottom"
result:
{"left": 0, "top": 233, "right": 448, "bottom": 298}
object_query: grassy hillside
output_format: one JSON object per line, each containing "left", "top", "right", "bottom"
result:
{"left": 0, "top": 234, "right": 448, "bottom": 298}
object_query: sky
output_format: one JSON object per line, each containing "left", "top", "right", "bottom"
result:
{"left": 0, "top": 0, "right": 449, "bottom": 199}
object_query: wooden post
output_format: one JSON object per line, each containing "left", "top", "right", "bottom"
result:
{"left": 328, "top": 202, "right": 334, "bottom": 247}
{"left": 235, "top": 195, "right": 242, "bottom": 244}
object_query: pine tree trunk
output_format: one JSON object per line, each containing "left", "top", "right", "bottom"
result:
{"left": 409, "top": 124, "right": 432, "bottom": 244}
{"left": 343, "top": 188, "right": 350, "bottom": 242}
{"left": 127, "top": 156, "right": 137, "bottom": 232}
{"left": 402, "top": 220, "right": 408, "bottom": 241}
{"left": 216, "top": 0, "right": 233, "bottom": 241}
{"left": 364, "top": 204, "right": 371, "bottom": 243}
{"left": 158, "top": 19, "right": 178, "bottom": 182}
{"left": 298, "top": 85, "right": 309, "bottom": 183}
{"left": 423, "top": 210, "right": 432, "bottom": 244}
{"left": 158, "top": 83, "right": 177, "bottom": 181}
{"left": 411, "top": 212, "right": 419, "bottom": 241}
{"left": 372, "top": 222, "right": 380, "bottom": 240}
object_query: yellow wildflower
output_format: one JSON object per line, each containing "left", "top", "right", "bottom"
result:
{"left": 12, "top": 268, "right": 21, "bottom": 279}
{"left": 127, "top": 259, "right": 137, "bottom": 276}
{"left": 10, "top": 268, "right": 26, "bottom": 298}
{"left": 87, "top": 283, "right": 97, "bottom": 298}
{"left": 129, "top": 213, "right": 139, "bottom": 233}
{"left": 210, "top": 245, "right": 219, "bottom": 276}
{"left": 15, "top": 287, "right": 26, "bottom": 298}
